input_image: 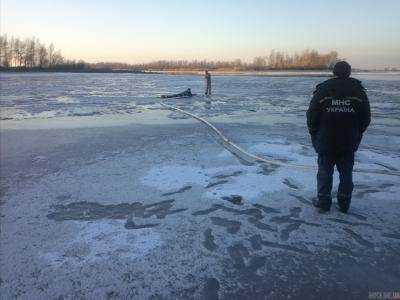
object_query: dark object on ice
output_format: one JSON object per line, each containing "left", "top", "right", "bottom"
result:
{"left": 221, "top": 195, "right": 243, "bottom": 205}
{"left": 306, "top": 63, "right": 371, "bottom": 212}
{"left": 205, "top": 70, "right": 212, "bottom": 96}
{"left": 161, "top": 185, "right": 192, "bottom": 196}
{"left": 333, "top": 61, "right": 352, "bottom": 78}
{"left": 203, "top": 229, "right": 218, "bottom": 251}
{"left": 202, "top": 277, "right": 220, "bottom": 300}
{"left": 47, "top": 199, "right": 187, "bottom": 221}
{"left": 124, "top": 219, "right": 159, "bottom": 229}
{"left": 161, "top": 88, "right": 193, "bottom": 98}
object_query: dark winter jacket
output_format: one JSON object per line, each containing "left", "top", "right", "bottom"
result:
{"left": 306, "top": 77, "right": 371, "bottom": 154}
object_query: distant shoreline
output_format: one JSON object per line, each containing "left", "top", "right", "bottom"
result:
{"left": 1, "top": 68, "right": 399, "bottom": 77}
{"left": 0, "top": 68, "right": 159, "bottom": 74}
{"left": 156, "top": 70, "right": 333, "bottom": 77}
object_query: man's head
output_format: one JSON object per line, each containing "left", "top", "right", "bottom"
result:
{"left": 205, "top": 70, "right": 209, "bottom": 74}
{"left": 333, "top": 61, "right": 351, "bottom": 78}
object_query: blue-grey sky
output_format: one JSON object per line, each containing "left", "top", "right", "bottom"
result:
{"left": 2, "top": 0, "right": 399, "bottom": 68}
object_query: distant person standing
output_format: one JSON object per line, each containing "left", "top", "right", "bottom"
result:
{"left": 306, "top": 61, "right": 371, "bottom": 213}
{"left": 205, "top": 70, "right": 212, "bottom": 96}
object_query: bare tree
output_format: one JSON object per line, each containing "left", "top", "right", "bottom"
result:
{"left": 53, "top": 50, "right": 64, "bottom": 65}
{"left": 14, "top": 38, "right": 24, "bottom": 67}
{"left": 37, "top": 44, "right": 48, "bottom": 68}
{"left": 0, "top": 35, "right": 11, "bottom": 67}
{"left": 24, "top": 38, "right": 36, "bottom": 67}
{"left": 253, "top": 56, "right": 267, "bottom": 70}
{"left": 48, "top": 43, "right": 55, "bottom": 66}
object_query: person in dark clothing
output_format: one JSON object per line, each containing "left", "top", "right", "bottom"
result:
{"left": 205, "top": 70, "right": 212, "bottom": 96}
{"left": 161, "top": 88, "right": 193, "bottom": 98}
{"left": 182, "top": 88, "right": 193, "bottom": 97}
{"left": 306, "top": 61, "right": 371, "bottom": 213}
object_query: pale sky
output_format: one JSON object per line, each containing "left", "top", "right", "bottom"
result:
{"left": 2, "top": 0, "right": 400, "bottom": 68}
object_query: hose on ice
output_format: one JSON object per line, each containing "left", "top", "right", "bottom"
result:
{"left": 160, "top": 101, "right": 400, "bottom": 177}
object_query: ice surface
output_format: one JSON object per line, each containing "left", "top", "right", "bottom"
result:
{"left": 2, "top": 72, "right": 399, "bottom": 122}
{"left": 141, "top": 144, "right": 317, "bottom": 202}
{"left": 1, "top": 72, "right": 399, "bottom": 299}
{"left": 43, "top": 220, "right": 162, "bottom": 267}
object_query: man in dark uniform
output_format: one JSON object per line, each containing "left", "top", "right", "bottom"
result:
{"left": 306, "top": 61, "right": 371, "bottom": 213}
{"left": 205, "top": 70, "right": 212, "bottom": 96}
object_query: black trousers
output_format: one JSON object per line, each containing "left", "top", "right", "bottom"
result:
{"left": 317, "top": 152, "right": 354, "bottom": 209}
{"left": 205, "top": 82, "right": 211, "bottom": 95}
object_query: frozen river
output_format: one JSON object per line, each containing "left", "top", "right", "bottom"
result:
{"left": 1, "top": 72, "right": 399, "bottom": 299}
{"left": 1, "top": 72, "right": 399, "bottom": 122}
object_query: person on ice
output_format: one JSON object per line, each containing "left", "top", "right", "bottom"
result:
{"left": 205, "top": 70, "right": 212, "bottom": 96}
{"left": 306, "top": 61, "right": 371, "bottom": 213}
{"left": 161, "top": 88, "right": 193, "bottom": 98}
{"left": 181, "top": 88, "right": 193, "bottom": 97}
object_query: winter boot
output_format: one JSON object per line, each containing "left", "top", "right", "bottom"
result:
{"left": 337, "top": 194, "right": 351, "bottom": 213}
{"left": 312, "top": 195, "right": 331, "bottom": 213}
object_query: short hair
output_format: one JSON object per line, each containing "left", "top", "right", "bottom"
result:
{"left": 333, "top": 61, "right": 351, "bottom": 78}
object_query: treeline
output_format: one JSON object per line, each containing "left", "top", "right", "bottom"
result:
{"left": 0, "top": 35, "right": 146, "bottom": 72}
{"left": 252, "top": 50, "right": 339, "bottom": 70}
{"left": 1, "top": 34, "right": 339, "bottom": 72}
{"left": 138, "top": 50, "right": 339, "bottom": 71}
{"left": 0, "top": 35, "right": 88, "bottom": 70}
